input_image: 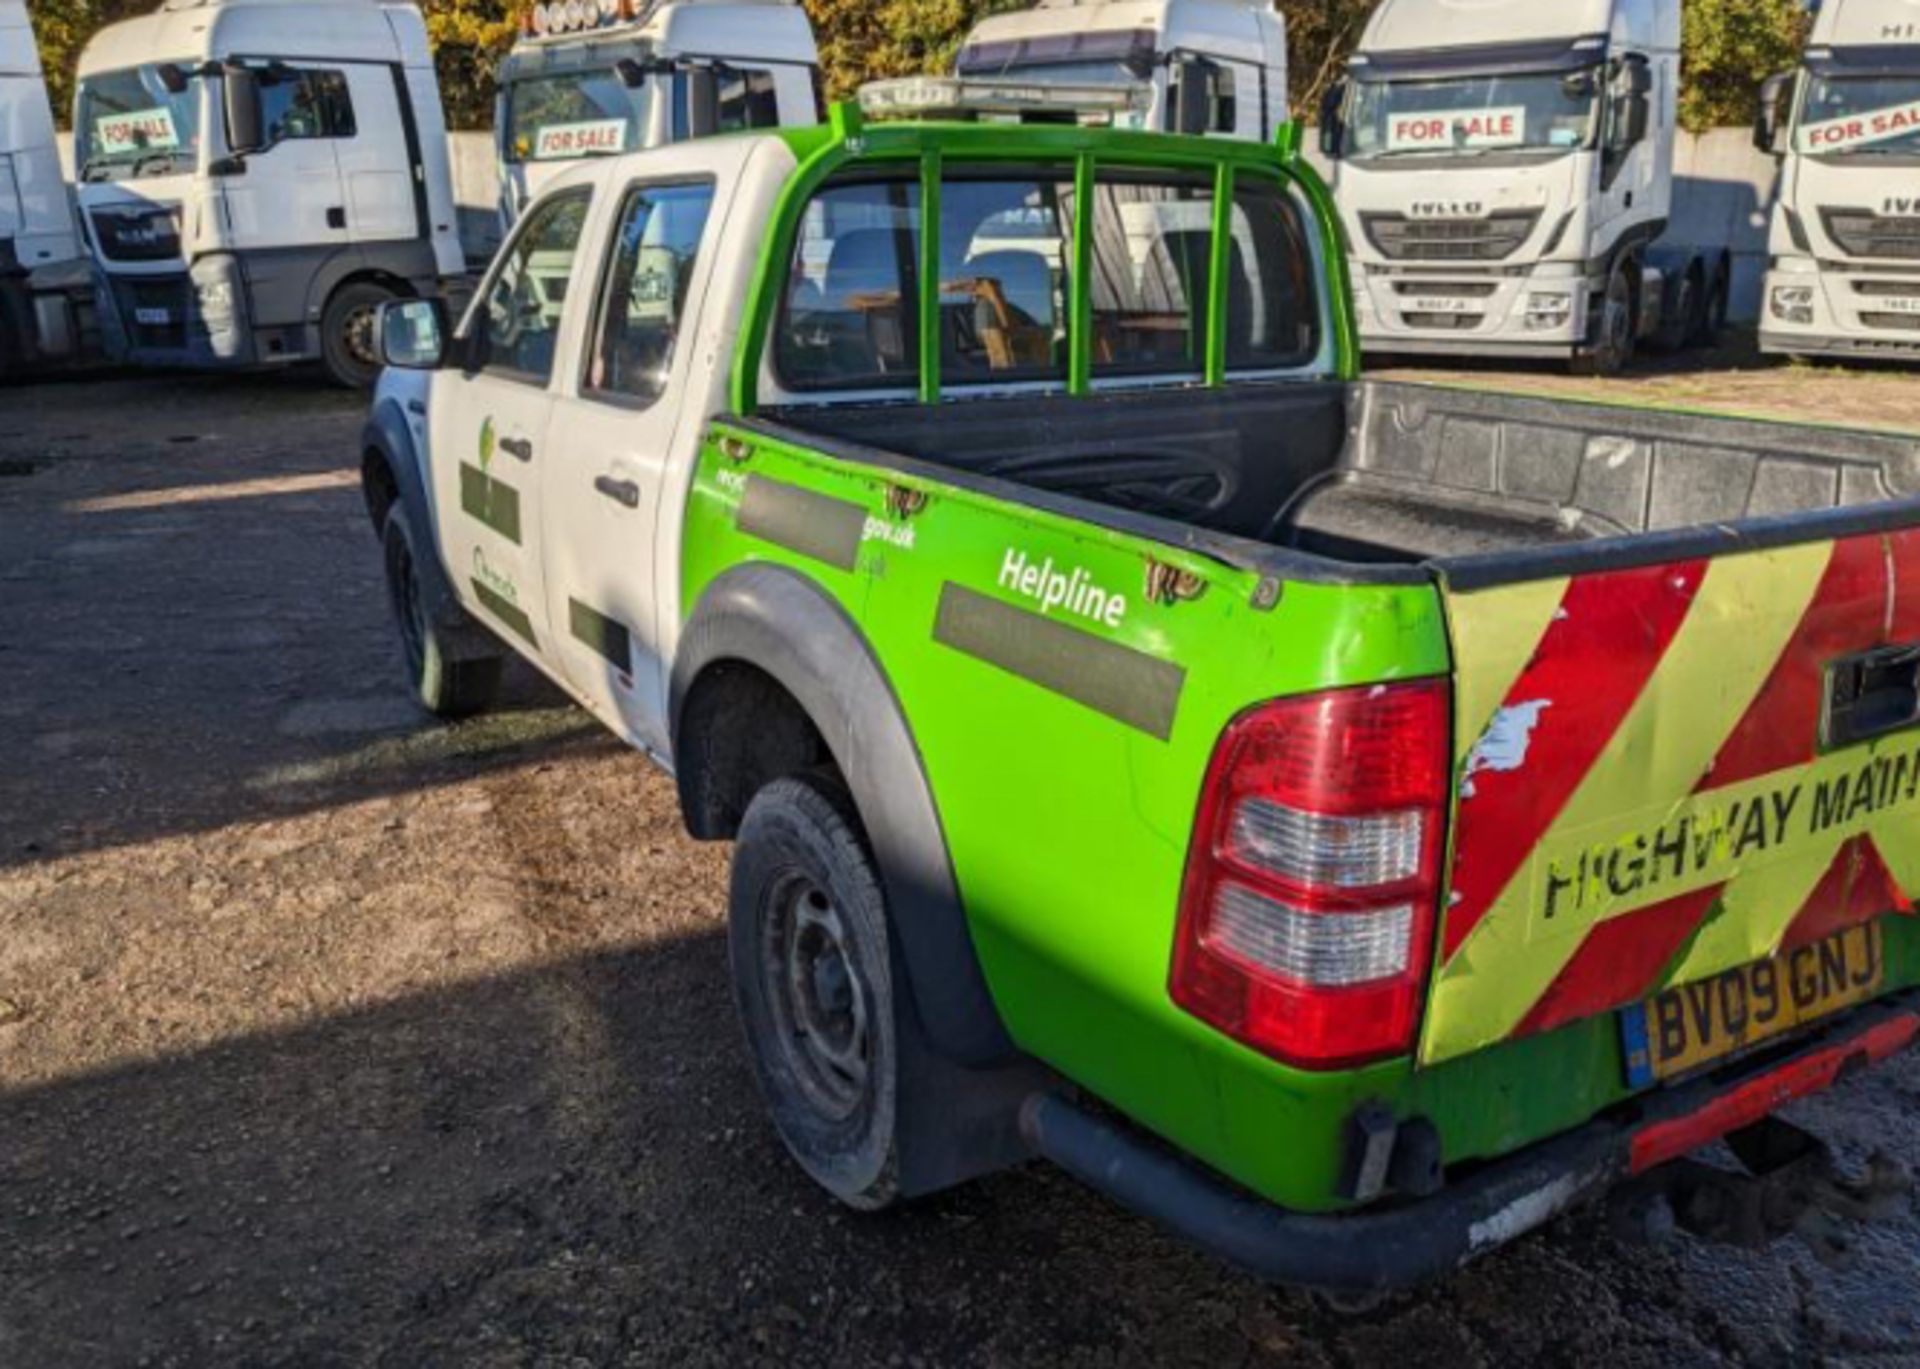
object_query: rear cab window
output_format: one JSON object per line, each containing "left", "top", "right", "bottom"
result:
{"left": 767, "top": 152, "right": 1327, "bottom": 401}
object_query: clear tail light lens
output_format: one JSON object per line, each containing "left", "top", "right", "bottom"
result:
{"left": 1170, "top": 680, "right": 1450, "bottom": 1070}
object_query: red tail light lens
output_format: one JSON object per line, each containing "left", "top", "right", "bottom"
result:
{"left": 1170, "top": 680, "right": 1451, "bottom": 1070}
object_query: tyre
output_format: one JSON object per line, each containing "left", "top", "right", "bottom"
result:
{"left": 1649, "top": 267, "right": 1699, "bottom": 354}
{"left": 1691, "top": 271, "right": 1729, "bottom": 349}
{"left": 381, "top": 502, "right": 503, "bottom": 718}
{"left": 729, "top": 773, "right": 900, "bottom": 1210}
{"left": 320, "top": 281, "right": 397, "bottom": 390}
{"left": 1573, "top": 256, "right": 1637, "bottom": 377}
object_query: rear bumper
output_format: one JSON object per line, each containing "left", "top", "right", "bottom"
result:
{"left": 1020, "top": 991, "right": 1920, "bottom": 1296}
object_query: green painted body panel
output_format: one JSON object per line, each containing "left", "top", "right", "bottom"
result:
{"left": 673, "top": 109, "right": 1920, "bottom": 1214}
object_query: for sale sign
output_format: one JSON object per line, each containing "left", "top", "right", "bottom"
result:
{"left": 1800, "top": 100, "right": 1920, "bottom": 153}
{"left": 533, "top": 119, "right": 628, "bottom": 160}
{"left": 1386, "top": 105, "right": 1526, "bottom": 152}
{"left": 94, "top": 108, "right": 181, "bottom": 154}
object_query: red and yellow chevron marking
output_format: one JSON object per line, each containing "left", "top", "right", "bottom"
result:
{"left": 1419, "top": 531, "right": 1920, "bottom": 1066}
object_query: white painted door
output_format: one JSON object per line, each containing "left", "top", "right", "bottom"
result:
{"left": 429, "top": 188, "right": 596, "bottom": 662}
{"left": 541, "top": 168, "right": 725, "bottom": 752}
{"left": 217, "top": 65, "right": 352, "bottom": 253}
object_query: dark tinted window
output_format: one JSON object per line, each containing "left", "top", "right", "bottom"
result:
{"left": 478, "top": 190, "right": 591, "bottom": 384}
{"left": 586, "top": 181, "right": 716, "bottom": 403}
{"left": 1226, "top": 179, "right": 1321, "bottom": 368}
{"left": 776, "top": 180, "right": 921, "bottom": 390}
{"left": 1086, "top": 174, "right": 1213, "bottom": 376}
{"left": 938, "top": 177, "right": 1073, "bottom": 384}
{"left": 716, "top": 67, "right": 782, "bottom": 131}
{"left": 260, "top": 68, "right": 355, "bottom": 142}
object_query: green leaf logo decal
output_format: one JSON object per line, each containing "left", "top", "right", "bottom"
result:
{"left": 478, "top": 415, "right": 496, "bottom": 473}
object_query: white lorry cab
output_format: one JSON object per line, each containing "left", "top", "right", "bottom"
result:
{"left": 494, "top": 0, "right": 821, "bottom": 227}
{"left": 1321, "top": 0, "right": 1730, "bottom": 374}
{"left": 1756, "top": 0, "right": 1920, "bottom": 362}
{"left": 953, "top": 0, "right": 1287, "bottom": 141}
{"left": 0, "top": 0, "right": 94, "bottom": 370}
{"left": 72, "top": 0, "right": 464, "bottom": 387}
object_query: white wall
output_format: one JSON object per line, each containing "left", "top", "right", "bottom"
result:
{"left": 63, "top": 129, "right": 1782, "bottom": 317}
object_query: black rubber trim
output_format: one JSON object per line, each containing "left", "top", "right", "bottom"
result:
{"left": 672, "top": 562, "right": 1016, "bottom": 1066}
{"left": 737, "top": 475, "right": 866, "bottom": 572}
{"left": 1020, "top": 990, "right": 1920, "bottom": 1295}
{"left": 933, "top": 583, "right": 1186, "bottom": 740}
{"left": 568, "top": 598, "right": 632, "bottom": 672}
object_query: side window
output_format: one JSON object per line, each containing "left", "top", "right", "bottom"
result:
{"left": 775, "top": 180, "right": 922, "bottom": 391}
{"left": 477, "top": 190, "right": 592, "bottom": 384}
{"left": 937, "top": 177, "right": 1074, "bottom": 384}
{"left": 1167, "top": 57, "right": 1237, "bottom": 134}
{"left": 585, "top": 181, "right": 717, "bottom": 404}
{"left": 260, "top": 68, "right": 355, "bottom": 143}
{"left": 1225, "top": 179, "right": 1321, "bottom": 369}
{"left": 716, "top": 67, "right": 781, "bottom": 132}
{"left": 1086, "top": 174, "right": 1215, "bottom": 376}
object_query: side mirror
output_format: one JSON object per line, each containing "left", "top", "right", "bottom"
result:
{"left": 1318, "top": 78, "right": 1348, "bottom": 159}
{"left": 1171, "top": 56, "right": 1213, "bottom": 137}
{"left": 375, "top": 298, "right": 449, "bottom": 371}
{"left": 1755, "top": 70, "right": 1793, "bottom": 155}
{"left": 614, "top": 57, "right": 647, "bottom": 90}
{"left": 223, "top": 65, "right": 266, "bottom": 156}
{"left": 685, "top": 65, "right": 719, "bottom": 139}
{"left": 157, "top": 63, "right": 190, "bottom": 95}
{"left": 1623, "top": 90, "right": 1650, "bottom": 146}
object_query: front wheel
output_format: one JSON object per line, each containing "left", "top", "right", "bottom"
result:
{"left": 321, "top": 281, "right": 398, "bottom": 389}
{"left": 1573, "top": 257, "right": 1637, "bottom": 377}
{"left": 382, "top": 503, "right": 503, "bottom": 718}
{"left": 729, "top": 774, "right": 900, "bottom": 1210}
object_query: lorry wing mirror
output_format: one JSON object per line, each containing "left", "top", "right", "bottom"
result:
{"left": 157, "top": 63, "right": 190, "bottom": 96}
{"left": 375, "top": 298, "right": 450, "bottom": 371}
{"left": 1755, "top": 71, "right": 1793, "bottom": 156}
{"left": 685, "top": 65, "right": 720, "bottom": 138}
{"left": 223, "top": 65, "right": 266, "bottom": 157}
{"left": 1624, "top": 90, "right": 1650, "bottom": 146}
{"left": 1318, "top": 78, "right": 1348, "bottom": 159}
{"left": 613, "top": 57, "right": 648, "bottom": 90}
{"left": 1171, "top": 55, "right": 1213, "bottom": 137}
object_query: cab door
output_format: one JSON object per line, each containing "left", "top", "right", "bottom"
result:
{"left": 430, "top": 187, "right": 595, "bottom": 661}
{"left": 540, "top": 151, "right": 730, "bottom": 753}
{"left": 217, "top": 64, "right": 352, "bottom": 253}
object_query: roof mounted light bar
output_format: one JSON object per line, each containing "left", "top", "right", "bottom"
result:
{"left": 855, "top": 75, "right": 1151, "bottom": 125}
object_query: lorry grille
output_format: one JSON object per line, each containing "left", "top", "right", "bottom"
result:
{"left": 111, "top": 276, "right": 191, "bottom": 350}
{"left": 88, "top": 205, "right": 183, "bottom": 264}
{"left": 1360, "top": 210, "right": 1540, "bottom": 262}
{"left": 1860, "top": 312, "right": 1920, "bottom": 332}
{"left": 1850, "top": 279, "right": 1920, "bottom": 297}
{"left": 1820, "top": 209, "right": 1920, "bottom": 261}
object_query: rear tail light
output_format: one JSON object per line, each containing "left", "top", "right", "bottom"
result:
{"left": 1170, "top": 680, "right": 1451, "bottom": 1070}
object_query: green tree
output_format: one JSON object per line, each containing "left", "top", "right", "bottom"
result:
{"left": 1680, "top": 0, "right": 1807, "bottom": 132}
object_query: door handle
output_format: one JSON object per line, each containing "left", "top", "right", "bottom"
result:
{"left": 595, "top": 475, "right": 641, "bottom": 509}
{"left": 497, "top": 436, "right": 534, "bottom": 462}
{"left": 326, "top": 206, "right": 346, "bottom": 230}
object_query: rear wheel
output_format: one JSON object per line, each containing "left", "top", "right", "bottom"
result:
{"left": 321, "top": 281, "right": 397, "bottom": 389}
{"left": 1692, "top": 270, "right": 1730, "bottom": 349}
{"left": 729, "top": 773, "right": 900, "bottom": 1210}
{"left": 381, "top": 502, "right": 503, "bottom": 718}
{"left": 1650, "top": 267, "right": 1700, "bottom": 353}
{"left": 1574, "top": 256, "right": 1637, "bottom": 377}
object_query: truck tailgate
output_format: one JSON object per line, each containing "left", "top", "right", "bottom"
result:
{"left": 1423, "top": 529, "right": 1920, "bottom": 1066}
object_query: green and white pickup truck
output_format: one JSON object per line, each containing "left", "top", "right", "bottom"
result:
{"left": 361, "top": 79, "right": 1920, "bottom": 1294}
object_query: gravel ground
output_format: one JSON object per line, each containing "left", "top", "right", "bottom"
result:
{"left": 3, "top": 363, "right": 1920, "bottom": 1367}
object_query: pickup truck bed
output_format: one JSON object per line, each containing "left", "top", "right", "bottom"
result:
{"left": 772, "top": 380, "right": 1920, "bottom": 569}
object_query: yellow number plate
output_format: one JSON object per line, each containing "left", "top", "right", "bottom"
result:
{"left": 1621, "top": 923, "right": 1884, "bottom": 1087}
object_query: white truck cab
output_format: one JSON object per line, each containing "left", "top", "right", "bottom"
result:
{"left": 1756, "top": 0, "right": 1920, "bottom": 362}
{"left": 1322, "top": 0, "right": 1729, "bottom": 373}
{"left": 72, "top": 0, "right": 464, "bottom": 387}
{"left": 0, "top": 0, "right": 94, "bottom": 369}
{"left": 494, "top": 0, "right": 820, "bottom": 228}
{"left": 953, "top": 0, "right": 1287, "bottom": 141}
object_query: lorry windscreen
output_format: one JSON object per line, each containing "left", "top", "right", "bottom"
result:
{"left": 503, "top": 70, "right": 646, "bottom": 163}
{"left": 1795, "top": 73, "right": 1920, "bottom": 158}
{"left": 1344, "top": 69, "right": 1598, "bottom": 162}
{"left": 76, "top": 65, "right": 202, "bottom": 181}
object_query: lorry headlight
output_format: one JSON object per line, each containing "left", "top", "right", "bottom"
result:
{"left": 1523, "top": 292, "right": 1572, "bottom": 331}
{"left": 1770, "top": 285, "right": 1815, "bottom": 325}
{"left": 195, "top": 279, "right": 233, "bottom": 315}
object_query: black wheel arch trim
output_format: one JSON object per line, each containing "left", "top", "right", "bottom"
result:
{"left": 361, "top": 401, "right": 464, "bottom": 632}
{"left": 672, "top": 562, "right": 1017, "bottom": 1068}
